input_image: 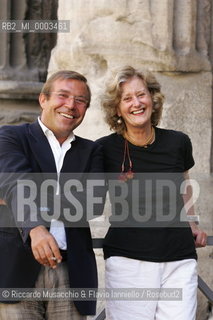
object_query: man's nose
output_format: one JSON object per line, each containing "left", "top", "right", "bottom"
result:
{"left": 65, "top": 96, "right": 76, "bottom": 108}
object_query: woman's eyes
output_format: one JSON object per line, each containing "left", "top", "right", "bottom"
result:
{"left": 123, "top": 93, "right": 145, "bottom": 102}
{"left": 123, "top": 97, "right": 132, "bottom": 102}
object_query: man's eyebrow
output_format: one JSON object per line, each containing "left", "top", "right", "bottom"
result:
{"left": 54, "top": 89, "right": 88, "bottom": 98}
{"left": 52, "top": 89, "right": 88, "bottom": 100}
{"left": 56, "top": 89, "right": 70, "bottom": 93}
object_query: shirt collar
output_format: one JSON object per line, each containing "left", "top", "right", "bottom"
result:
{"left": 38, "top": 117, "right": 75, "bottom": 144}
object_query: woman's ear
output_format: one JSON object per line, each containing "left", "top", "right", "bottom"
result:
{"left": 116, "top": 107, "right": 121, "bottom": 117}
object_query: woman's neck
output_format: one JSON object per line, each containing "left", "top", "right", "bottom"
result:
{"left": 124, "top": 125, "right": 155, "bottom": 147}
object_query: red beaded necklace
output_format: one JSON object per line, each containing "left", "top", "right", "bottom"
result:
{"left": 118, "top": 127, "right": 155, "bottom": 181}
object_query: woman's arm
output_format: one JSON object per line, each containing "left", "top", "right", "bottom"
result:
{"left": 182, "top": 171, "right": 207, "bottom": 247}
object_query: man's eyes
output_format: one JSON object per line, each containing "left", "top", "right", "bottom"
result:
{"left": 58, "top": 93, "right": 68, "bottom": 99}
{"left": 56, "top": 93, "right": 87, "bottom": 105}
{"left": 75, "top": 98, "right": 87, "bottom": 104}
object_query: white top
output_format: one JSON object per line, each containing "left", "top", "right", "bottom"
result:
{"left": 38, "top": 117, "right": 75, "bottom": 249}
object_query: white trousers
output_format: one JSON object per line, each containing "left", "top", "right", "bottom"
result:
{"left": 105, "top": 257, "right": 197, "bottom": 320}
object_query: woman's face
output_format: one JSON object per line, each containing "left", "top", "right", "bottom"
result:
{"left": 117, "top": 76, "right": 153, "bottom": 131}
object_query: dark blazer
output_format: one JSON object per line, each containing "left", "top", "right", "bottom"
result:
{"left": 0, "top": 121, "right": 104, "bottom": 315}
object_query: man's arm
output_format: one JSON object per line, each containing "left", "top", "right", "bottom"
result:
{"left": 0, "top": 126, "right": 61, "bottom": 268}
{"left": 0, "top": 126, "right": 46, "bottom": 230}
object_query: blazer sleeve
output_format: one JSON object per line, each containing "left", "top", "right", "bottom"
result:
{"left": 0, "top": 125, "right": 49, "bottom": 242}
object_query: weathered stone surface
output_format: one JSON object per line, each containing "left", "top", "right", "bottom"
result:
{"left": 0, "top": 81, "right": 43, "bottom": 99}
{"left": 49, "top": 0, "right": 211, "bottom": 75}
{"left": 158, "top": 71, "right": 212, "bottom": 174}
{"left": 0, "top": 0, "right": 58, "bottom": 85}
{"left": 196, "top": 175, "right": 213, "bottom": 320}
{"left": 0, "top": 99, "right": 40, "bottom": 125}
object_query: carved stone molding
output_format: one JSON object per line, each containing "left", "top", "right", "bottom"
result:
{"left": 0, "top": 0, "right": 58, "bottom": 99}
{"left": 50, "top": 0, "right": 212, "bottom": 73}
{"left": 0, "top": 80, "right": 42, "bottom": 99}
{"left": 0, "top": 109, "right": 39, "bottom": 125}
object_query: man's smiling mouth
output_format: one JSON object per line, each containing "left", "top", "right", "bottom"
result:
{"left": 59, "top": 112, "right": 74, "bottom": 119}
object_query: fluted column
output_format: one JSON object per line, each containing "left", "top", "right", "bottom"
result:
{"left": 0, "top": 0, "right": 58, "bottom": 126}
{"left": 209, "top": 1, "right": 213, "bottom": 173}
{"left": 150, "top": 0, "right": 174, "bottom": 51}
{"left": 0, "top": 0, "right": 11, "bottom": 74}
{"left": 173, "top": 0, "right": 196, "bottom": 54}
{"left": 0, "top": 0, "right": 58, "bottom": 100}
{"left": 0, "top": 0, "right": 29, "bottom": 81}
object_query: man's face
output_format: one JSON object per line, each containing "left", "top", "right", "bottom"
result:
{"left": 39, "top": 78, "right": 89, "bottom": 144}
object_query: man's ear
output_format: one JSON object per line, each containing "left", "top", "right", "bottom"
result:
{"left": 39, "top": 93, "right": 48, "bottom": 109}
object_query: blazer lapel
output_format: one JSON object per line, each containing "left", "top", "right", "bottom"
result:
{"left": 61, "top": 137, "right": 87, "bottom": 173}
{"left": 28, "top": 121, "right": 57, "bottom": 173}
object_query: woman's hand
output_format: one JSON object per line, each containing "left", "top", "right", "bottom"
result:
{"left": 190, "top": 222, "right": 207, "bottom": 248}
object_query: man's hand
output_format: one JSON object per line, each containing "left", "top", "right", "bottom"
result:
{"left": 0, "top": 199, "right": 6, "bottom": 205}
{"left": 190, "top": 223, "right": 207, "bottom": 248}
{"left": 29, "top": 225, "right": 62, "bottom": 268}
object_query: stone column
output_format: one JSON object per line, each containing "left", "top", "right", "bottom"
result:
{"left": 150, "top": 0, "right": 174, "bottom": 51}
{"left": 0, "top": 0, "right": 10, "bottom": 72}
{"left": 173, "top": 0, "right": 196, "bottom": 54}
{"left": 0, "top": 0, "right": 58, "bottom": 124}
{"left": 0, "top": 0, "right": 36, "bottom": 83}
{"left": 209, "top": 0, "right": 213, "bottom": 174}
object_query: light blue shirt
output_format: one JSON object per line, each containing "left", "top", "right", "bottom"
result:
{"left": 38, "top": 117, "right": 75, "bottom": 249}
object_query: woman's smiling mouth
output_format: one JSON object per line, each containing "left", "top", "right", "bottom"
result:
{"left": 131, "top": 108, "right": 145, "bottom": 115}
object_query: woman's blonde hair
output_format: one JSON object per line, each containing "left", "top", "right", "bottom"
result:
{"left": 101, "top": 66, "right": 165, "bottom": 134}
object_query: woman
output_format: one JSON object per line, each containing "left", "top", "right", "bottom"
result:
{"left": 97, "top": 66, "right": 207, "bottom": 320}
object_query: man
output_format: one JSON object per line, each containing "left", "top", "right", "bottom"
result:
{"left": 0, "top": 70, "right": 104, "bottom": 319}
